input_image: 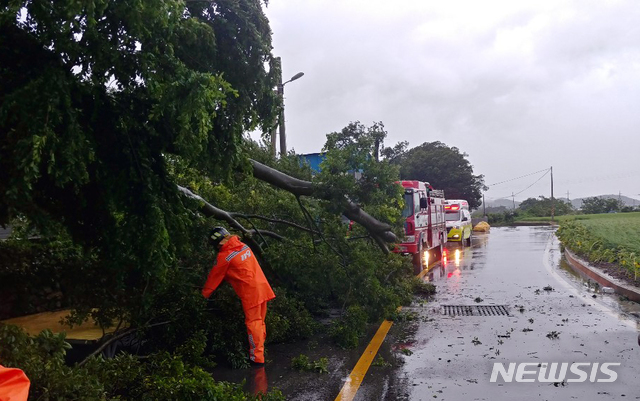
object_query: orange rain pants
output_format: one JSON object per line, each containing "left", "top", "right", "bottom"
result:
{"left": 202, "top": 236, "right": 275, "bottom": 364}
{"left": 244, "top": 302, "right": 268, "bottom": 364}
{"left": 0, "top": 365, "right": 30, "bottom": 401}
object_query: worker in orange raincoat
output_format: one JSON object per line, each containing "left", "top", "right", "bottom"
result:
{"left": 202, "top": 227, "right": 275, "bottom": 365}
{"left": 0, "top": 364, "right": 30, "bottom": 401}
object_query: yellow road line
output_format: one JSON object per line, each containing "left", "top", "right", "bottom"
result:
{"left": 333, "top": 310, "right": 400, "bottom": 401}
{"left": 416, "top": 266, "right": 430, "bottom": 280}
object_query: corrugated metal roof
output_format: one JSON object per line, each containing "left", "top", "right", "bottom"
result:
{"left": 0, "top": 226, "right": 12, "bottom": 240}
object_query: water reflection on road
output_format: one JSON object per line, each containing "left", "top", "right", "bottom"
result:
{"left": 422, "top": 233, "right": 489, "bottom": 287}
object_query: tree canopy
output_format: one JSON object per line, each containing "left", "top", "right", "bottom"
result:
{"left": 390, "top": 141, "right": 486, "bottom": 209}
{"left": 518, "top": 196, "right": 573, "bottom": 217}
{"left": 0, "top": 0, "right": 279, "bottom": 318}
{"left": 581, "top": 197, "right": 624, "bottom": 214}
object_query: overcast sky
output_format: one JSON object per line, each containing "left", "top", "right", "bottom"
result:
{"left": 259, "top": 0, "right": 640, "bottom": 202}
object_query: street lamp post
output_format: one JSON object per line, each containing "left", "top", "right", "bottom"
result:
{"left": 278, "top": 71, "right": 304, "bottom": 156}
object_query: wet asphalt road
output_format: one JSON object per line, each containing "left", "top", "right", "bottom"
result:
{"left": 359, "top": 226, "right": 640, "bottom": 401}
{"left": 211, "top": 226, "right": 640, "bottom": 400}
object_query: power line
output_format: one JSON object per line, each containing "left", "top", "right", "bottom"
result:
{"left": 513, "top": 169, "right": 551, "bottom": 197}
{"left": 489, "top": 169, "right": 551, "bottom": 200}
{"left": 488, "top": 168, "right": 550, "bottom": 187}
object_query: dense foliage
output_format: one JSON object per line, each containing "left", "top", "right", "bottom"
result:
{"left": 0, "top": 0, "right": 279, "bottom": 324}
{"left": 0, "top": 128, "right": 417, "bottom": 399}
{"left": 390, "top": 141, "right": 486, "bottom": 208}
{"left": 518, "top": 196, "right": 573, "bottom": 217}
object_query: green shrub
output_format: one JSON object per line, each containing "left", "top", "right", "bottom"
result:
{"left": 290, "top": 354, "right": 328, "bottom": 374}
{"left": 291, "top": 354, "right": 311, "bottom": 371}
{"left": 266, "top": 288, "right": 318, "bottom": 344}
{"left": 330, "top": 305, "right": 368, "bottom": 348}
{"left": 0, "top": 324, "right": 106, "bottom": 401}
{"left": 88, "top": 352, "right": 285, "bottom": 401}
{"left": 411, "top": 278, "right": 436, "bottom": 297}
{"left": 0, "top": 324, "right": 285, "bottom": 401}
{"left": 371, "top": 355, "right": 391, "bottom": 367}
{"left": 138, "top": 280, "right": 250, "bottom": 369}
{"left": 387, "top": 310, "right": 418, "bottom": 322}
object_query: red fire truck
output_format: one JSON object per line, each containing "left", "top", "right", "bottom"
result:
{"left": 394, "top": 181, "right": 447, "bottom": 274}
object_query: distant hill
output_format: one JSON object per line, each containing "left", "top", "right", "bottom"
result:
{"left": 570, "top": 194, "right": 640, "bottom": 209}
{"left": 482, "top": 194, "right": 639, "bottom": 211}
{"left": 483, "top": 198, "right": 520, "bottom": 209}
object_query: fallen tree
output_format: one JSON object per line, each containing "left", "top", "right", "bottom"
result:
{"left": 178, "top": 160, "right": 398, "bottom": 254}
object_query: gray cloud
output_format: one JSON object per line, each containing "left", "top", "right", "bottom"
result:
{"left": 262, "top": 0, "right": 640, "bottom": 200}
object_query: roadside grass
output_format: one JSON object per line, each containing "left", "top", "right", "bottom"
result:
{"left": 554, "top": 212, "right": 640, "bottom": 280}
{"left": 521, "top": 212, "right": 640, "bottom": 253}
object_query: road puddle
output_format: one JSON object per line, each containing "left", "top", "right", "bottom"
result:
{"left": 421, "top": 233, "right": 490, "bottom": 283}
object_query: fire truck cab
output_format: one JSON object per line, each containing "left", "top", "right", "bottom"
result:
{"left": 395, "top": 181, "right": 447, "bottom": 274}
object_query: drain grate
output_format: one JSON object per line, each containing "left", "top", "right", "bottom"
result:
{"left": 441, "top": 305, "right": 510, "bottom": 317}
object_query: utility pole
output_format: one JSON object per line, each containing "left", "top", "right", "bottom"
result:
{"left": 550, "top": 166, "right": 555, "bottom": 222}
{"left": 566, "top": 190, "right": 570, "bottom": 202}
{"left": 482, "top": 193, "right": 486, "bottom": 217}
{"left": 511, "top": 192, "right": 516, "bottom": 210}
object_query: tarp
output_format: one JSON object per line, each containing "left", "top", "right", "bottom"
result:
{"left": 473, "top": 221, "right": 490, "bottom": 232}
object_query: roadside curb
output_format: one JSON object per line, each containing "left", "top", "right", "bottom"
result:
{"left": 564, "top": 248, "right": 640, "bottom": 303}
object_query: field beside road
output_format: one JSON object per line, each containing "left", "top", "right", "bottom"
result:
{"left": 555, "top": 212, "right": 640, "bottom": 283}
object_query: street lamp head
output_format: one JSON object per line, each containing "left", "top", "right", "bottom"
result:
{"left": 290, "top": 72, "right": 304, "bottom": 81}
{"left": 283, "top": 72, "right": 304, "bottom": 86}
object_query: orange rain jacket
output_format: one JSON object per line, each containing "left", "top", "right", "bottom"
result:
{"left": 0, "top": 365, "right": 30, "bottom": 401}
{"left": 202, "top": 236, "right": 275, "bottom": 310}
